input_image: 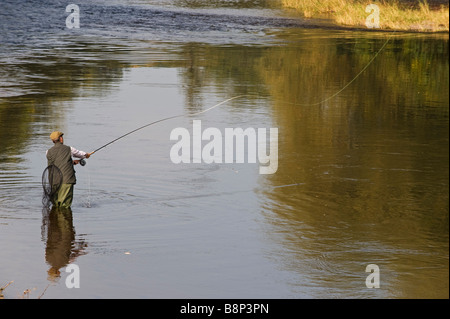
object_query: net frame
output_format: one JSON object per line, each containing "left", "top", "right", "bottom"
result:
{"left": 42, "top": 165, "right": 63, "bottom": 207}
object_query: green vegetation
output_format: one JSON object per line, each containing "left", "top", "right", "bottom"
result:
{"left": 281, "top": 0, "right": 449, "bottom": 32}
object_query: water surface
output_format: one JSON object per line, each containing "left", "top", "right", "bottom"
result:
{"left": 0, "top": 0, "right": 448, "bottom": 299}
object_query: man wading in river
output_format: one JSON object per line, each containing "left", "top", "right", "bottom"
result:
{"left": 46, "top": 131, "right": 92, "bottom": 209}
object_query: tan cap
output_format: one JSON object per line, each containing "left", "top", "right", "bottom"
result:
{"left": 50, "top": 131, "right": 64, "bottom": 141}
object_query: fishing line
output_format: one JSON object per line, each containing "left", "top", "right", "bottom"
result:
{"left": 90, "top": 32, "right": 393, "bottom": 155}
{"left": 91, "top": 95, "right": 246, "bottom": 155}
{"left": 78, "top": 33, "right": 392, "bottom": 208}
{"left": 85, "top": 164, "right": 92, "bottom": 208}
{"left": 306, "top": 31, "right": 395, "bottom": 106}
{"left": 267, "top": 30, "right": 396, "bottom": 107}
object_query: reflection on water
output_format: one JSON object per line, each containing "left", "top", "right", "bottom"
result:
{"left": 178, "top": 33, "right": 449, "bottom": 298}
{"left": 41, "top": 207, "right": 87, "bottom": 282}
{"left": 259, "top": 32, "right": 449, "bottom": 298}
{"left": 0, "top": 0, "right": 448, "bottom": 299}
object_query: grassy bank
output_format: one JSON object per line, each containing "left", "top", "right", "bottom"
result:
{"left": 281, "top": 0, "right": 449, "bottom": 32}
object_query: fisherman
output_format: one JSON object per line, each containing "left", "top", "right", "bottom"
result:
{"left": 46, "top": 131, "right": 92, "bottom": 209}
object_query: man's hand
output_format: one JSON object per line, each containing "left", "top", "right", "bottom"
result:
{"left": 73, "top": 160, "right": 80, "bottom": 165}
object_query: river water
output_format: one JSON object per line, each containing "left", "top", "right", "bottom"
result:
{"left": 0, "top": 0, "right": 448, "bottom": 299}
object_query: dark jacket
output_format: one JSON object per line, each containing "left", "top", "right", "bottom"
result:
{"left": 47, "top": 142, "right": 76, "bottom": 184}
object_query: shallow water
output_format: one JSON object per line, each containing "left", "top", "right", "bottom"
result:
{"left": 0, "top": 0, "right": 448, "bottom": 299}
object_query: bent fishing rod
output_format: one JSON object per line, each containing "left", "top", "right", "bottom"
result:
{"left": 89, "top": 95, "right": 246, "bottom": 156}
{"left": 85, "top": 31, "right": 394, "bottom": 157}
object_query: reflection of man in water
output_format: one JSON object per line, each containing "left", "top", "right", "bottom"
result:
{"left": 46, "top": 131, "right": 92, "bottom": 208}
{"left": 42, "top": 207, "right": 87, "bottom": 281}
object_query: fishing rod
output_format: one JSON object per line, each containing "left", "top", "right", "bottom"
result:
{"left": 88, "top": 32, "right": 394, "bottom": 156}
{"left": 90, "top": 95, "right": 246, "bottom": 155}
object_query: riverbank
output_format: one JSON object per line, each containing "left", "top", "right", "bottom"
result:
{"left": 281, "top": 0, "right": 449, "bottom": 32}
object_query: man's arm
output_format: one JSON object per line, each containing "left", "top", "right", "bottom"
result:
{"left": 70, "top": 147, "right": 90, "bottom": 159}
